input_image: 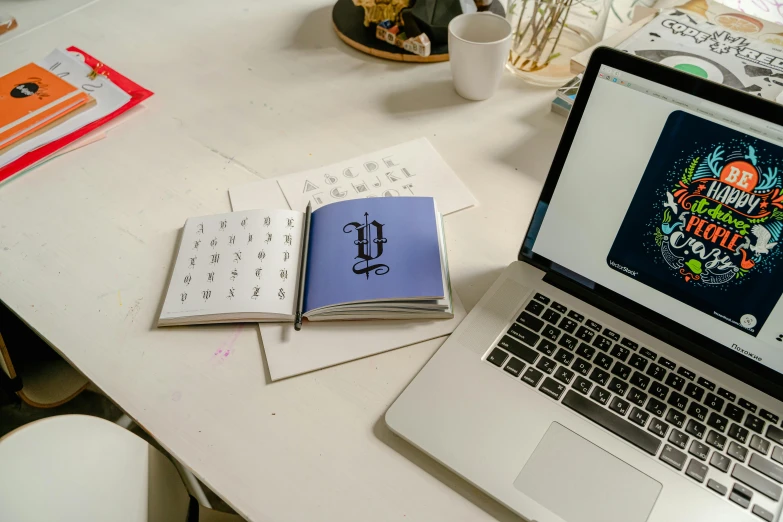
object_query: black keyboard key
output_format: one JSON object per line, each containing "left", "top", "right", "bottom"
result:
{"left": 664, "top": 373, "right": 685, "bottom": 392}
{"left": 499, "top": 335, "right": 539, "bottom": 363}
{"left": 686, "top": 419, "right": 706, "bottom": 439}
{"left": 704, "top": 393, "right": 725, "bottom": 412}
{"left": 627, "top": 388, "right": 648, "bottom": 407}
{"left": 688, "top": 403, "right": 708, "bottom": 422}
{"left": 537, "top": 340, "right": 557, "bottom": 356}
{"left": 677, "top": 367, "right": 696, "bottom": 381}
{"left": 686, "top": 459, "right": 708, "bottom": 483}
{"left": 517, "top": 312, "right": 544, "bottom": 332}
{"left": 658, "top": 357, "right": 676, "bottom": 371}
{"left": 539, "top": 377, "right": 566, "bottom": 400}
{"left": 558, "top": 318, "right": 578, "bottom": 334}
{"left": 541, "top": 325, "right": 561, "bottom": 342}
{"left": 752, "top": 505, "right": 774, "bottom": 522}
{"left": 604, "top": 329, "right": 620, "bottom": 342}
{"left": 729, "top": 485, "right": 752, "bottom": 509}
{"left": 536, "top": 356, "right": 557, "bottom": 375}
{"left": 730, "top": 423, "right": 750, "bottom": 444}
{"left": 593, "top": 335, "right": 612, "bottom": 352}
{"left": 575, "top": 343, "right": 596, "bottom": 360}
{"left": 760, "top": 409, "right": 779, "bottom": 425}
{"left": 575, "top": 326, "right": 595, "bottom": 342}
{"left": 487, "top": 348, "right": 508, "bottom": 367}
{"left": 707, "top": 412, "right": 729, "bottom": 433}
{"left": 594, "top": 353, "right": 613, "bottom": 370}
{"left": 666, "top": 409, "right": 686, "bottom": 429}
{"left": 620, "top": 337, "right": 638, "bottom": 350}
{"left": 551, "top": 302, "right": 567, "bottom": 314}
{"left": 706, "top": 430, "right": 727, "bottom": 451}
{"left": 659, "top": 444, "right": 687, "bottom": 470}
{"left": 503, "top": 357, "right": 525, "bottom": 377}
{"left": 525, "top": 300, "right": 545, "bottom": 316}
{"left": 717, "top": 388, "right": 737, "bottom": 402}
{"left": 745, "top": 414, "right": 765, "bottom": 434}
{"left": 589, "top": 368, "right": 610, "bottom": 386}
{"left": 609, "top": 396, "right": 631, "bottom": 416}
{"left": 553, "top": 348, "right": 574, "bottom": 366}
{"left": 649, "top": 382, "right": 669, "bottom": 400}
{"left": 562, "top": 391, "right": 661, "bottom": 455}
{"left": 646, "top": 397, "right": 666, "bottom": 417}
{"left": 773, "top": 446, "right": 783, "bottom": 465}
{"left": 728, "top": 441, "right": 749, "bottom": 462}
{"left": 725, "top": 403, "right": 745, "bottom": 423}
{"left": 558, "top": 334, "right": 578, "bottom": 351}
{"left": 684, "top": 382, "right": 704, "bottom": 401}
{"left": 749, "top": 453, "right": 783, "bottom": 484}
{"left": 697, "top": 376, "right": 715, "bottom": 391}
{"left": 522, "top": 367, "right": 544, "bottom": 387}
{"left": 572, "top": 376, "right": 592, "bottom": 395}
{"left": 648, "top": 418, "right": 669, "bottom": 438}
{"left": 571, "top": 358, "right": 592, "bottom": 376}
{"left": 733, "top": 464, "right": 782, "bottom": 501}
{"left": 710, "top": 452, "right": 731, "bottom": 473}
{"left": 629, "top": 371, "right": 650, "bottom": 391}
{"left": 554, "top": 365, "right": 575, "bottom": 385}
{"left": 739, "top": 398, "right": 758, "bottom": 413}
{"left": 609, "top": 345, "right": 629, "bottom": 362}
{"left": 628, "top": 354, "right": 647, "bottom": 371}
{"left": 629, "top": 407, "right": 649, "bottom": 427}
{"left": 668, "top": 429, "right": 689, "bottom": 449}
{"left": 586, "top": 319, "right": 602, "bottom": 332}
{"left": 542, "top": 308, "right": 561, "bottom": 325}
{"left": 688, "top": 440, "right": 710, "bottom": 460}
{"left": 533, "top": 293, "right": 550, "bottom": 305}
{"left": 707, "top": 478, "right": 728, "bottom": 495}
{"left": 646, "top": 363, "right": 666, "bottom": 381}
{"left": 611, "top": 362, "right": 631, "bottom": 380}
{"left": 640, "top": 347, "right": 657, "bottom": 361}
{"left": 667, "top": 391, "right": 688, "bottom": 411}
{"left": 608, "top": 377, "right": 628, "bottom": 397}
{"left": 750, "top": 435, "right": 771, "bottom": 456}
{"left": 567, "top": 310, "right": 584, "bottom": 322}
{"left": 767, "top": 425, "right": 783, "bottom": 445}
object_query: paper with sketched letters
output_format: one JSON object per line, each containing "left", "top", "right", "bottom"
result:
{"left": 275, "top": 138, "right": 477, "bottom": 214}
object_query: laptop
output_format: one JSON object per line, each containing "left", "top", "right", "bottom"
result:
{"left": 386, "top": 47, "right": 783, "bottom": 522}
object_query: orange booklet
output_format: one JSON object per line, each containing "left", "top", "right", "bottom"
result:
{"left": 0, "top": 63, "right": 91, "bottom": 150}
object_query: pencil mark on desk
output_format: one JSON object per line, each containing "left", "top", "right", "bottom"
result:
{"left": 117, "top": 226, "right": 146, "bottom": 245}
{"left": 117, "top": 290, "right": 122, "bottom": 306}
{"left": 125, "top": 298, "right": 143, "bottom": 322}
{"left": 190, "top": 138, "right": 260, "bottom": 176}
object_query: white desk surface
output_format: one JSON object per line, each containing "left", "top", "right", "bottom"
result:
{"left": 0, "top": 1, "right": 565, "bottom": 520}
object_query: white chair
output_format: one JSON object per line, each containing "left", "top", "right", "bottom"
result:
{"left": 0, "top": 415, "right": 242, "bottom": 522}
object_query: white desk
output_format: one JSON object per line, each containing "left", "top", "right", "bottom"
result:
{"left": 0, "top": 1, "right": 565, "bottom": 520}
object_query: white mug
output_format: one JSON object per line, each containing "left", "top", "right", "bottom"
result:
{"left": 448, "top": 13, "right": 512, "bottom": 101}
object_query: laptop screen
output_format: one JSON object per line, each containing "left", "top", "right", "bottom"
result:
{"left": 529, "top": 64, "right": 783, "bottom": 377}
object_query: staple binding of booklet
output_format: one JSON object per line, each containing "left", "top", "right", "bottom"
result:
{"left": 158, "top": 197, "right": 453, "bottom": 326}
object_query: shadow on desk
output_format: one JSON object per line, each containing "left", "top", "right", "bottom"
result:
{"left": 373, "top": 417, "right": 526, "bottom": 522}
{"left": 497, "top": 109, "right": 565, "bottom": 182}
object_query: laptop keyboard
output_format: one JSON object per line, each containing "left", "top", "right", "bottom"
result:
{"left": 486, "top": 292, "right": 782, "bottom": 521}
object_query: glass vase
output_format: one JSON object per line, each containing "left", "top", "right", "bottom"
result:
{"left": 506, "top": 0, "right": 610, "bottom": 86}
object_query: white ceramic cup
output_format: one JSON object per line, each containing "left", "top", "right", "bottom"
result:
{"left": 448, "top": 12, "right": 512, "bottom": 101}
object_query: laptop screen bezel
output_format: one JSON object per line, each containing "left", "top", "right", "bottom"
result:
{"left": 518, "top": 47, "right": 783, "bottom": 403}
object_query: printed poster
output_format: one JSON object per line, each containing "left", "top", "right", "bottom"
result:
{"left": 608, "top": 111, "right": 783, "bottom": 335}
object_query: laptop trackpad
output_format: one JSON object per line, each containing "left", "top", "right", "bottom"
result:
{"left": 513, "top": 423, "right": 661, "bottom": 522}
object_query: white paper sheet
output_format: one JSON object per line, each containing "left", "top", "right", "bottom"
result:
{"left": 230, "top": 177, "right": 467, "bottom": 380}
{"left": 275, "top": 138, "right": 477, "bottom": 214}
{"left": 0, "top": 49, "right": 131, "bottom": 168}
{"left": 259, "top": 292, "right": 467, "bottom": 380}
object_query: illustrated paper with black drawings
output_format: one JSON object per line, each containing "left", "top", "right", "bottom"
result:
{"left": 274, "top": 138, "right": 477, "bottom": 215}
{"left": 607, "top": 111, "right": 783, "bottom": 336}
{"left": 158, "top": 197, "right": 453, "bottom": 326}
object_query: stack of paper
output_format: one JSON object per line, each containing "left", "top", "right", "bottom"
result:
{"left": 0, "top": 47, "right": 153, "bottom": 184}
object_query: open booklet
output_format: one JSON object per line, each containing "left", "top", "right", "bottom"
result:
{"left": 158, "top": 197, "right": 453, "bottom": 326}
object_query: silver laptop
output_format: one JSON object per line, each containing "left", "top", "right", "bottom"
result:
{"left": 386, "top": 47, "right": 783, "bottom": 522}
